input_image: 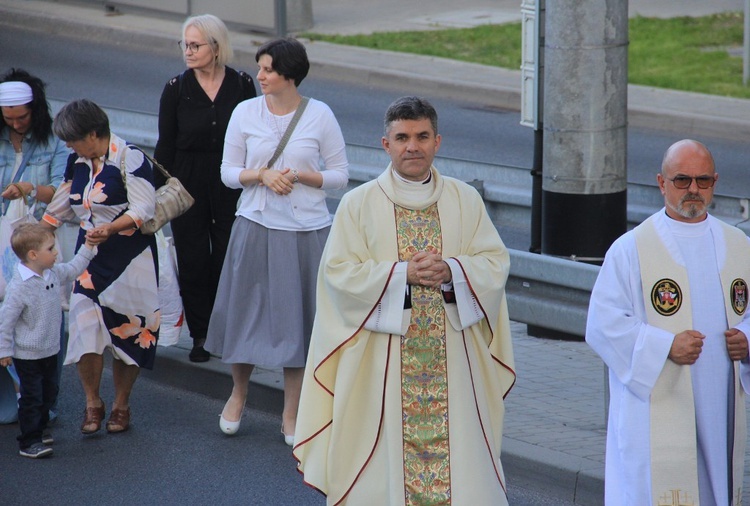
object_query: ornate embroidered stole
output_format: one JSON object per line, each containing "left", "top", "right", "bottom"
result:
{"left": 396, "top": 203, "right": 451, "bottom": 505}
{"left": 635, "top": 215, "right": 748, "bottom": 506}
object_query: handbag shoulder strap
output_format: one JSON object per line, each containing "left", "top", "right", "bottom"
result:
{"left": 265, "top": 96, "right": 310, "bottom": 169}
{"left": 120, "top": 144, "right": 171, "bottom": 185}
{"left": 12, "top": 139, "right": 39, "bottom": 183}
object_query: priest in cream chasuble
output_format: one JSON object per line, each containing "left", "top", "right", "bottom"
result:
{"left": 293, "top": 97, "right": 515, "bottom": 505}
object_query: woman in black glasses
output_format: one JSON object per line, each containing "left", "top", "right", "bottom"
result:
{"left": 154, "top": 14, "right": 256, "bottom": 363}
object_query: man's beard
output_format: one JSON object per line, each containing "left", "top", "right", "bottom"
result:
{"left": 668, "top": 193, "right": 707, "bottom": 220}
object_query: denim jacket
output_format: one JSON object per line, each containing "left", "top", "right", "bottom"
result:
{"left": 0, "top": 128, "right": 69, "bottom": 219}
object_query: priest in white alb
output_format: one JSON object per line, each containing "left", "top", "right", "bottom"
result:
{"left": 293, "top": 96, "right": 516, "bottom": 505}
{"left": 586, "top": 139, "right": 750, "bottom": 506}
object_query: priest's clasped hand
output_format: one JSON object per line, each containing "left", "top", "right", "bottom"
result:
{"left": 668, "top": 330, "right": 705, "bottom": 365}
{"left": 407, "top": 250, "right": 451, "bottom": 289}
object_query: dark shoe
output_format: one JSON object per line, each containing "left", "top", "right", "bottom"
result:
{"left": 106, "top": 407, "right": 131, "bottom": 433}
{"left": 19, "top": 443, "right": 53, "bottom": 459}
{"left": 81, "top": 403, "right": 105, "bottom": 434}
{"left": 42, "top": 433, "right": 54, "bottom": 445}
{"left": 189, "top": 346, "right": 210, "bottom": 363}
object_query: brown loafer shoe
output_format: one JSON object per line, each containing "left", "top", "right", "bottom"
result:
{"left": 106, "top": 407, "right": 131, "bottom": 433}
{"left": 81, "top": 403, "right": 105, "bottom": 434}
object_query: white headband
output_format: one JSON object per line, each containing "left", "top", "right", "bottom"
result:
{"left": 0, "top": 81, "right": 34, "bottom": 107}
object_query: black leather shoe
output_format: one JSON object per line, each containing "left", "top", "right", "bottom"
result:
{"left": 189, "top": 346, "right": 210, "bottom": 363}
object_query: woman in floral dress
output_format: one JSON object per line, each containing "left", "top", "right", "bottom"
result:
{"left": 43, "top": 99, "right": 158, "bottom": 434}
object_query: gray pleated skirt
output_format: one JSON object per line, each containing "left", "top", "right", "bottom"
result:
{"left": 205, "top": 217, "right": 329, "bottom": 368}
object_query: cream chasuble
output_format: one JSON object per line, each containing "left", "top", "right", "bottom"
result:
{"left": 634, "top": 214, "right": 749, "bottom": 506}
{"left": 293, "top": 166, "right": 515, "bottom": 505}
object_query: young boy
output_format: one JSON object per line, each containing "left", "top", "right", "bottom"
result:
{"left": 0, "top": 223, "right": 96, "bottom": 458}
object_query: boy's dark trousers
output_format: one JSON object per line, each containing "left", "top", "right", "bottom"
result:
{"left": 13, "top": 355, "right": 58, "bottom": 449}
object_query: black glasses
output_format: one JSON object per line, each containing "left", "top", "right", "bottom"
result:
{"left": 668, "top": 175, "right": 716, "bottom": 190}
{"left": 178, "top": 40, "right": 210, "bottom": 53}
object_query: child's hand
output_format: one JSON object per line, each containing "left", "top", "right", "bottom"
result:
{"left": 83, "top": 236, "right": 97, "bottom": 249}
{"left": 85, "top": 225, "right": 113, "bottom": 246}
{"left": 0, "top": 357, "right": 11, "bottom": 367}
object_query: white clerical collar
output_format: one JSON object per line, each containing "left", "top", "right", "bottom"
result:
{"left": 664, "top": 211, "right": 710, "bottom": 237}
{"left": 391, "top": 168, "right": 432, "bottom": 185}
{"left": 390, "top": 167, "right": 434, "bottom": 204}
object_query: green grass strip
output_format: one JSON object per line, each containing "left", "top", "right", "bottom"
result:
{"left": 303, "top": 12, "right": 750, "bottom": 99}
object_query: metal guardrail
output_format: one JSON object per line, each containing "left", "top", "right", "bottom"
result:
{"left": 51, "top": 101, "right": 750, "bottom": 338}
{"left": 507, "top": 249, "right": 599, "bottom": 337}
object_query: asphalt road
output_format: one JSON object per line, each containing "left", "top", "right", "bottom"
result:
{"left": 0, "top": 364, "right": 574, "bottom": 505}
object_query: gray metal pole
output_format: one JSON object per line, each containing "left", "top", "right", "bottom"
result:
{"left": 276, "top": 0, "right": 287, "bottom": 38}
{"left": 541, "top": 0, "right": 628, "bottom": 264}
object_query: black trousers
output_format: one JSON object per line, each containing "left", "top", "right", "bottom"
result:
{"left": 14, "top": 355, "right": 58, "bottom": 449}
{"left": 170, "top": 163, "right": 240, "bottom": 342}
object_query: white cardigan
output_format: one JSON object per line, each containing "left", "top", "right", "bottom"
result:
{"left": 221, "top": 96, "right": 349, "bottom": 231}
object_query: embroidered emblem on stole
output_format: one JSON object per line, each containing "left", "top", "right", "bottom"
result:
{"left": 730, "top": 278, "right": 747, "bottom": 316}
{"left": 395, "top": 204, "right": 451, "bottom": 505}
{"left": 650, "top": 279, "right": 682, "bottom": 316}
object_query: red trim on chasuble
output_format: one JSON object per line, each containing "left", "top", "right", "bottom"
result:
{"left": 334, "top": 338, "right": 394, "bottom": 506}
{"left": 453, "top": 258, "right": 517, "bottom": 399}
{"left": 461, "top": 332, "right": 507, "bottom": 493}
{"left": 312, "top": 262, "right": 398, "bottom": 396}
{"left": 300, "top": 262, "right": 397, "bottom": 504}
{"left": 396, "top": 204, "right": 452, "bottom": 505}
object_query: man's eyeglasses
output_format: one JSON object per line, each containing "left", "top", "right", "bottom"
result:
{"left": 178, "top": 41, "right": 210, "bottom": 54}
{"left": 668, "top": 175, "right": 716, "bottom": 190}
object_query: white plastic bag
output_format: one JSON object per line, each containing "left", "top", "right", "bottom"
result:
{"left": 55, "top": 222, "right": 79, "bottom": 311}
{"left": 0, "top": 198, "right": 37, "bottom": 301}
{"left": 156, "top": 230, "right": 184, "bottom": 346}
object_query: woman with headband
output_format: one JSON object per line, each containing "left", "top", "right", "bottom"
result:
{"left": 0, "top": 68, "right": 70, "bottom": 425}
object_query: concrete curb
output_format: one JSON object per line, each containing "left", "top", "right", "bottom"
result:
{"left": 140, "top": 339, "right": 284, "bottom": 416}
{"left": 503, "top": 439, "right": 604, "bottom": 504}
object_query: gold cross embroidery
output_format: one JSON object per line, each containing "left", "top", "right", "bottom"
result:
{"left": 657, "top": 490, "right": 694, "bottom": 506}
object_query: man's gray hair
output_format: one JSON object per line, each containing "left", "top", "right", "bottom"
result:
{"left": 384, "top": 96, "right": 438, "bottom": 136}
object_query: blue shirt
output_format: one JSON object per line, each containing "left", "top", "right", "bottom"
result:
{"left": 0, "top": 129, "right": 69, "bottom": 219}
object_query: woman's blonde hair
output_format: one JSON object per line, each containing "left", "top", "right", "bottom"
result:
{"left": 182, "top": 14, "right": 233, "bottom": 67}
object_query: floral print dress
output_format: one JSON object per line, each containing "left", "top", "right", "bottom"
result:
{"left": 43, "top": 134, "right": 159, "bottom": 369}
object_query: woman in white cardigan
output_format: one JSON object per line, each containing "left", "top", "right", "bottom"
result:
{"left": 205, "top": 38, "right": 349, "bottom": 445}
